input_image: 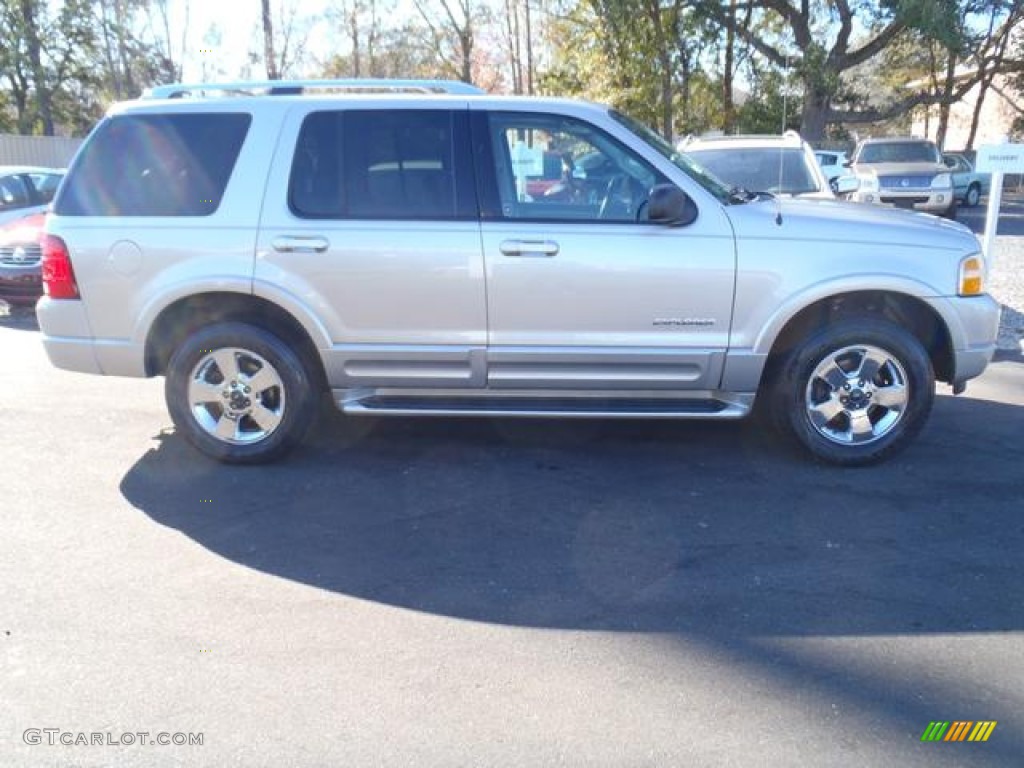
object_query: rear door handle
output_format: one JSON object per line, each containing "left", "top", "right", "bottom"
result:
{"left": 272, "top": 236, "right": 329, "bottom": 254}
{"left": 499, "top": 239, "right": 559, "bottom": 257}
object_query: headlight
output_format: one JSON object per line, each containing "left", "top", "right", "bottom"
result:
{"left": 958, "top": 253, "right": 986, "bottom": 296}
{"left": 931, "top": 173, "right": 952, "bottom": 189}
{"left": 858, "top": 173, "right": 879, "bottom": 192}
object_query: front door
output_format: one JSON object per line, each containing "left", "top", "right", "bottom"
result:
{"left": 474, "top": 109, "right": 736, "bottom": 391}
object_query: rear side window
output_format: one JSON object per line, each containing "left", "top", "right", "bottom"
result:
{"left": 56, "top": 113, "right": 250, "bottom": 216}
{"left": 289, "top": 109, "right": 470, "bottom": 220}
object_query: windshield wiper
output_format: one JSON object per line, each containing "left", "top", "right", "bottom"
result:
{"left": 728, "top": 186, "right": 774, "bottom": 204}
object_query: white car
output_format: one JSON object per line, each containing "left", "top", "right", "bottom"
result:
{"left": 814, "top": 150, "right": 849, "bottom": 182}
{"left": 679, "top": 132, "right": 835, "bottom": 199}
{"left": 0, "top": 166, "right": 64, "bottom": 226}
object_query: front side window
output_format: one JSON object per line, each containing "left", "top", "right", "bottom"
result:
{"left": 289, "top": 109, "right": 460, "bottom": 220}
{"left": 487, "top": 113, "right": 666, "bottom": 223}
{"left": 56, "top": 113, "right": 250, "bottom": 216}
{"left": 28, "top": 172, "right": 63, "bottom": 204}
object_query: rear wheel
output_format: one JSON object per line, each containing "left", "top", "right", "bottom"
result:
{"left": 165, "top": 322, "right": 318, "bottom": 463}
{"left": 769, "top": 317, "right": 935, "bottom": 466}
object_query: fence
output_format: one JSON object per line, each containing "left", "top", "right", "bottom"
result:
{"left": 0, "top": 134, "right": 83, "bottom": 168}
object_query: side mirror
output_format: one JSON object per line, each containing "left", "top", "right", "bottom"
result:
{"left": 832, "top": 175, "right": 859, "bottom": 196}
{"left": 648, "top": 184, "right": 697, "bottom": 227}
{"left": 943, "top": 157, "right": 956, "bottom": 169}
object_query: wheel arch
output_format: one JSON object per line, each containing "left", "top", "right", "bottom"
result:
{"left": 760, "top": 290, "right": 955, "bottom": 386}
{"left": 144, "top": 292, "right": 328, "bottom": 391}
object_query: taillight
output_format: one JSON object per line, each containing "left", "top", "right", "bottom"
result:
{"left": 41, "top": 234, "right": 79, "bottom": 299}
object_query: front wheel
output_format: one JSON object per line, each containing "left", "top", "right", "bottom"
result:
{"left": 769, "top": 318, "right": 935, "bottom": 466}
{"left": 165, "top": 322, "right": 318, "bottom": 464}
{"left": 965, "top": 183, "right": 981, "bottom": 208}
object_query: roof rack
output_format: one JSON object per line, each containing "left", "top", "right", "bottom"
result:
{"left": 142, "top": 79, "right": 485, "bottom": 100}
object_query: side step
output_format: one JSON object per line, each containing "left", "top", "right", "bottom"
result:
{"left": 336, "top": 392, "right": 752, "bottom": 420}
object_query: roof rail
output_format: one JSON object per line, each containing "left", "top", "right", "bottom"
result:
{"left": 142, "top": 79, "right": 485, "bottom": 100}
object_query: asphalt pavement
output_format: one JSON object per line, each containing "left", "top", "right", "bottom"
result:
{"left": 2, "top": 216, "right": 1023, "bottom": 766}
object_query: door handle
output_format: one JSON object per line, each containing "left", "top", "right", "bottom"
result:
{"left": 499, "top": 239, "right": 559, "bottom": 257}
{"left": 272, "top": 236, "right": 329, "bottom": 254}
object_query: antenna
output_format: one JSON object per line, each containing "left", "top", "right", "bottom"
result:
{"left": 775, "top": 55, "right": 789, "bottom": 226}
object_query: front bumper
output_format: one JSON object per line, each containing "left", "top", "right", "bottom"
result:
{"left": 853, "top": 188, "right": 954, "bottom": 214}
{"left": 0, "top": 264, "right": 42, "bottom": 305}
{"left": 936, "top": 293, "right": 1001, "bottom": 388}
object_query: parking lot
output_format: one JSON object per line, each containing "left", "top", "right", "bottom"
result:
{"left": 2, "top": 208, "right": 1023, "bottom": 766}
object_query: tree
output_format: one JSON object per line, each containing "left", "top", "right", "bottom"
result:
{"left": 413, "top": 0, "right": 478, "bottom": 83}
{"left": 326, "top": 0, "right": 386, "bottom": 78}
{"left": 251, "top": 0, "right": 315, "bottom": 80}
{"left": 145, "top": 0, "right": 189, "bottom": 83}
{"left": 503, "top": 0, "right": 536, "bottom": 93}
{"left": 0, "top": 0, "right": 99, "bottom": 135}
{"left": 703, "top": 0, "right": 1024, "bottom": 140}
{"left": 261, "top": 0, "right": 279, "bottom": 79}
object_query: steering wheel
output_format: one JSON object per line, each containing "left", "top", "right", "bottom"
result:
{"left": 598, "top": 175, "right": 628, "bottom": 219}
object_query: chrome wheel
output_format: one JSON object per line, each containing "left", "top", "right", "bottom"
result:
{"left": 804, "top": 344, "right": 908, "bottom": 446}
{"left": 187, "top": 347, "right": 286, "bottom": 444}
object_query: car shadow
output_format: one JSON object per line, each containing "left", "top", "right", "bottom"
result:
{"left": 120, "top": 393, "right": 1024, "bottom": 761}
{"left": 121, "top": 395, "right": 1022, "bottom": 638}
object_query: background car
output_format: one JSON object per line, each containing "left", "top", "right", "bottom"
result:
{"left": 848, "top": 138, "right": 956, "bottom": 218}
{"left": 942, "top": 152, "right": 990, "bottom": 208}
{"left": 0, "top": 211, "right": 45, "bottom": 306}
{"left": 679, "top": 131, "right": 835, "bottom": 199}
{"left": 814, "top": 149, "right": 849, "bottom": 181}
{"left": 0, "top": 166, "right": 64, "bottom": 226}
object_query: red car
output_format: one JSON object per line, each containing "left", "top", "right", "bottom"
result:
{"left": 0, "top": 212, "right": 45, "bottom": 306}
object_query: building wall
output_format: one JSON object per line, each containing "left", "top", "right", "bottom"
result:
{"left": 912, "top": 75, "right": 1022, "bottom": 151}
{"left": 0, "top": 134, "right": 83, "bottom": 168}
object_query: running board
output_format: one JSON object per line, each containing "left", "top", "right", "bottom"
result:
{"left": 336, "top": 391, "right": 752, "bottom": 420}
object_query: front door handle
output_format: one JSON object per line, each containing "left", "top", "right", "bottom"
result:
{"left": 499, "top": 239, "right": 559, "bottom": 257}
{"left": 272, "top": 236, "right": 329, "bottom": 254}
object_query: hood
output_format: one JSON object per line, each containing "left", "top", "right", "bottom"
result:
{"left": 852, "top": 161, "right": 945, "bottom": 177}
{"left": 723, "top": 197, "right": 978, "bottom": 252}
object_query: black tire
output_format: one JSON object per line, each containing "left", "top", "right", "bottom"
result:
{"left": 768, "top": 317, "right": 934, "bottom": 466}
{"left": 942, "top": 201, "right": 957, "bottom": 220}
{"left": 165, "top": 322, "right": 318, "bottom": 464}
{"left": 965, "top": 183, "right": 981, "bottom": 208}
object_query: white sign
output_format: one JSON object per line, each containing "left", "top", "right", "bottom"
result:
{"left": 510, "top": 141, "right": 545, "bottom": 177}
{"left": 975, "top": 143, "right": 1024, "bottom": 174}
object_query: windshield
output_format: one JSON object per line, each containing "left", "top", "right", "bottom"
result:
{"left": 857, "top": 141, "right": 940, "bottom": 164}
{"left": 609, "top": 110, "right": 733, "bottom": 203}
{"left": 682, "top": 147, "right": 821, "bottom": 196}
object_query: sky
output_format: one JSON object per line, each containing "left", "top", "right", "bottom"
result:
{"left": 163, "top": 0, "right": 334, "bottom": 82}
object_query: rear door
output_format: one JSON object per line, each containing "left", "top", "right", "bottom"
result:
{"left": 255, "top": 105, "right": 487, "bottom": 390}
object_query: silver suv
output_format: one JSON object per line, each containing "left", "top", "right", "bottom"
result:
{"left": 37, "top": 80, "right": 999, "bottom": 466}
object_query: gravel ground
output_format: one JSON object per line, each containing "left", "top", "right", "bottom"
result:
{"left": 988, "top": 236, "right": 1024, "bottom": 354}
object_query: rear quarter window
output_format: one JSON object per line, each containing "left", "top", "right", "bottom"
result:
{"left": 56, "top": 113, "right": 251, "bottom": 216}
